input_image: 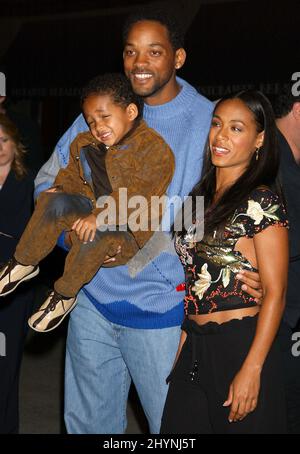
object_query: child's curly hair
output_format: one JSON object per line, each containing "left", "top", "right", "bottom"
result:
{"left": 80, "top": 72, "right": 144, "bottom": 121}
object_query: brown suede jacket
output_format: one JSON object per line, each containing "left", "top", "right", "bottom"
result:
{"left": 53, "top": 120, "right": 175, "bottom": 247}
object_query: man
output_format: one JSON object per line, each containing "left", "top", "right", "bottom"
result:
{"left": 35, "top": 10, "right": 261, "bottom": 434}
{"left": 274, "top": 85, "right": 300, "bottom": 433}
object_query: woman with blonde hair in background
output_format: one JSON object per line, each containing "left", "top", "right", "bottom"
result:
{"left": 0, "top": 113, "right": 35, "bottom": 433}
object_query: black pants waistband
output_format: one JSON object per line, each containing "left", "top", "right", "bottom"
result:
{"left": 181, "top": 314, "right": 259, "bottom": 336}
{"left": 181, "top": 315, "right": 259, "bottom": 381}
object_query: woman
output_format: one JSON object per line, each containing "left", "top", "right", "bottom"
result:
{"left": 0, "top": 113, "right": 34, "bottom": 433}
{"left": 161, "top": 91, "right": 289, "bottom": 434}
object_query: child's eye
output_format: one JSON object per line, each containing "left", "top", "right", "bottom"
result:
{"left": 125, "top": 49, "right": 135, "bottom": 56}
{"left": 151, "top": 50, "right": 161, "bottom": 56}
{"left": 211, "top": 120, "right": 220, "bottom": 127}
{"left": 231, "top": 126, "right": 242, "bottom": 132}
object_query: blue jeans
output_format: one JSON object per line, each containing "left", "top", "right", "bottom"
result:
{"left": 64, "top": 290, "right": 181, "bottom": 434}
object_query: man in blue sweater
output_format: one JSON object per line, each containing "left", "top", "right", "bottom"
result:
{"left": 35, "top": 11, "right": 261, "bottom": 434}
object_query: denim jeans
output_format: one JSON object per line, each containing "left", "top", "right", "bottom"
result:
{"left": 64, "top": 290, "right": 181, "bottom": 434}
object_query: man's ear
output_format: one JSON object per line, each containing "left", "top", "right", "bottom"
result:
{"left": 292, "top": 101, "right": 300, "bottom": 120}
{"left": 126, "top": 103, "right": 139, "bottom": 121}
{"left": 174, "top": 48, "right": 186, "bottom": 70}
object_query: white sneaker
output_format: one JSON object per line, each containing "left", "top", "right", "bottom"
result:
{"left": 0, "top": 257, "right": 39, "bottom": 296}
{"left": 28, "top": 290, "right": 77, "bottom": 332}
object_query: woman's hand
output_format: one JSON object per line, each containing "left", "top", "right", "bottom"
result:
{"left": 72, "top": 214, "right": 97, "bottom": 243}
{"left": 236, "top": 270, "right": 263, "bottom": 303}
{"left": 223, "top": 364, "right": 261, "bottom": 422}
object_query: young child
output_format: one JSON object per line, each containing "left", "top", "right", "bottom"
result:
{"left": 0, "top": 73, "right": 175, "bottom": 332}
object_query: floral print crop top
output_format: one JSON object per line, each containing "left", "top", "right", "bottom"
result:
{"left": 175, "top": 188, "right": 289, "bottom": 315}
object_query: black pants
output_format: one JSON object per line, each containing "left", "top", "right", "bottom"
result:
{"left": 0, "top": 286, "right": 34, "bottom": 433}
{"left": 161, "top": 315, "right": 287, "bottom": 434}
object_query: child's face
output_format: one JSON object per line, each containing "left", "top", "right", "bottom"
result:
{"left": 83, "top": 94, "right": 138, "bottom": 146}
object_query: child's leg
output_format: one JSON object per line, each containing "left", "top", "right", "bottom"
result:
{"left": 0, "top": 192, "right": 92, "bottom": 297}
{"left": 15, "top": 192, "right": 92, "bottom": 265}
{"left": 54, "top": 230, "right": 139, "bottom": 297}
{"left": 27, "top": 230, "right": 139, "bottom": 333}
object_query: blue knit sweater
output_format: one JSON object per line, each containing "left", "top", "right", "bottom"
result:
{"left": 35, "top": 78, "right": 213, "bottom": 328}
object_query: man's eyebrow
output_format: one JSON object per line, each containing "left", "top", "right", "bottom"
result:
{"left": 124, "top": 42, "right": 164, "bottom": 47}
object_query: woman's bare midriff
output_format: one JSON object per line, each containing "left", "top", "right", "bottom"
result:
{"left": 188, "top": 306, "right": 260, "bottom": 326}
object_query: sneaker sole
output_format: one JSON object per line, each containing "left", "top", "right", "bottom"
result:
{"left": 0, "top": 267, "right": 40, "bottom": 297}
{"left": 28, "top": 296, "right": 78, "bottom": 333}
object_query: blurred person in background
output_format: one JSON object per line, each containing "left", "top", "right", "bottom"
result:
{"left": 0, "top": 95, "right": 43, "bottom": 175}
{"left": 0, "top": 113, "right": 35, "bottom": 433}
{"left": 274, "top": 82, "right": 300, "bottom": 434}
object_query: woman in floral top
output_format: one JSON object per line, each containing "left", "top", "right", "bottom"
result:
{"left": 161, "top": 90, "right": 289, "bottom": 434}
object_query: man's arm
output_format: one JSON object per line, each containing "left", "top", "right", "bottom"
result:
{"left": 34, "top": 113, "right": 88, "bottom": 198}
{"left": 34, "top": 113, "right": 88, "bottom": 250}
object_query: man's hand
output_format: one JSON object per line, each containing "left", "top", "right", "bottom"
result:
{"left": 45, "top": 185, "right": 63, "bottom": 193}
{"left": 72, "top": 214, "right": 97, "bottom": 243}
{"left": 236, "top": 270, "right": 263, "bottom": 303}
{"left": 64, "top": 233, "right": 121, "bottom": 260}
{"left": 103, "top": 245, "right": 122, "bottom": 264}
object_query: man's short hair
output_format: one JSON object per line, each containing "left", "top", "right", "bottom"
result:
{"left": 122, "top": 8, "right": 185, "bottom": 51}
{"left": 273, "top": 81, "right": 300, "bottom": 119}
{"left": 81, "top": 72, "right": 144, "bottom": 121}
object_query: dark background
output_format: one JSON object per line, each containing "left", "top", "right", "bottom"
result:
{"left": 0, "top": 1, "right": 298, "bottom": 433}
{"left": 0, "top": 0, "right": 299, "bottom": 162}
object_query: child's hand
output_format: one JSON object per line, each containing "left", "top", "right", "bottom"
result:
{"left": 72, "top": 214, "right": 97, "bottom": 243}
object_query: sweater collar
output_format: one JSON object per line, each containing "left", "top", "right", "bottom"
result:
{"left": 143, "top": 77, "right": 198, "bottom": 120}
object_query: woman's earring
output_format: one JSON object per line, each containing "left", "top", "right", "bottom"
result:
{"left": 255, "top": 147, "right": 260, "bottom": 161}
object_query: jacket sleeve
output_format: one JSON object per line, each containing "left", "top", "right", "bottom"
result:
{"left": 93, "top": 137, "right": 175, "bottom": 226}
{"left": 34, "top": 114, "right": 88, "bottom": 198}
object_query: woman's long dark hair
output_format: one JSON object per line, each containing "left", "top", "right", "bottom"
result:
{"left": 181, "top": 90, "right": 282, "bottom": 237}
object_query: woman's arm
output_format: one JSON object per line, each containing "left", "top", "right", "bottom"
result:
{"left": 224, "top": 225, "right": 289, "bottom": 422}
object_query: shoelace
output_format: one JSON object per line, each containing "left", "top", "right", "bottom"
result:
{"left": 45, "top": 291, "right": 64, "bottom": 313}
{"left": 32, "top": 291, "right": 68, "bottom": 329}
